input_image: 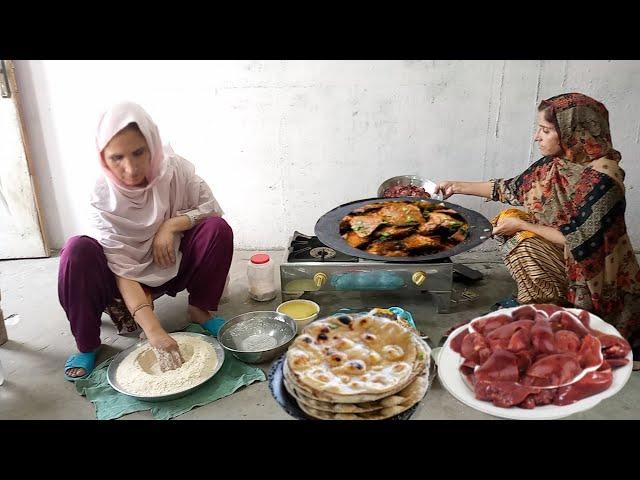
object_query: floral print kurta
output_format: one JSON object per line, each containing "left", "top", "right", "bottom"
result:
{"left": 492, "top": 93, "right": 640, "bottom": 340}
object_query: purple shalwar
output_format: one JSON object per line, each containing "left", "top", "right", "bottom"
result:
{"left": 58, "top": 216, "right": 233, "bottom": 352}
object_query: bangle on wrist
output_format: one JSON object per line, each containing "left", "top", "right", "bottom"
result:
{"left": 132, "top": 303, "right": 153, "bottom": 318}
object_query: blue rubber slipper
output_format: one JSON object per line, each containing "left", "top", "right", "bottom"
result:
{"left": 489, "top": 296, "right": 520, "bottom": 312}
{"left": 388, "top": 306, "right": 417, "bottom": 329}
{"left": 64, "top": 351, "right": 98, "bottom": 382}
{"left": 202, "top": 317, "right": 226, "bottom": 337}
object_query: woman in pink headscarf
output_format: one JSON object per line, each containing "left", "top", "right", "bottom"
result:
{"left": 59, "top": 102, "right": 233, "bottom": 380}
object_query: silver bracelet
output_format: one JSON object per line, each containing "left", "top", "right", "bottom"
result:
{"left": 486, "top": 179, "right": 498, "bottom": 202}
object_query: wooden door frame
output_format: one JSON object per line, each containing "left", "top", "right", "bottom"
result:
{"left": 3, "top": 60, "right": 50, "bottom": 257}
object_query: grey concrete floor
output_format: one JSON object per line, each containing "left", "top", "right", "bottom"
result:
{"left": 0, "top": 248, "right": 638, "bottom": 420}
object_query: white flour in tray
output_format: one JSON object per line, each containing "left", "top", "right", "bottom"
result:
{"left": 115, "top": 333, "right": 218, "bottom": 397}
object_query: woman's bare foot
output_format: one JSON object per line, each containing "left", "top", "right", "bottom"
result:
{"left": 188, "top": 305, "right": 215, "bottom": 325}
{"left": 64, "top": 350, "right": 98, "bottom": 380}
{"left": 66, "top": 367, "right": 86, "bottom": 378}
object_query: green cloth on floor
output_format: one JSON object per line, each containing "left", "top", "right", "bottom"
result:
{"left": 74, "top": 323, "right": 266, "bottom": 420}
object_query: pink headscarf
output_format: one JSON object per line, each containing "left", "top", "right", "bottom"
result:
{"left": 96, "top": 102, "right": 169, "bottom": 189}
{"left": 89, "top": 102, "right": 223, "bottom": 286}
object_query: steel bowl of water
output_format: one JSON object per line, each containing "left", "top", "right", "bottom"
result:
{"left": 217, "top": 311, "right": 297, "bottom": 364}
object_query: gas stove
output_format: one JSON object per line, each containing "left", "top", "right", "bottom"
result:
{"left": 280, "top": 232, "right": 470, "bottom": 313}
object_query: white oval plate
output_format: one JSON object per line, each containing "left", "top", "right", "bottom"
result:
{"left": 437, "top": 307, "right": 633, "bottom": 420}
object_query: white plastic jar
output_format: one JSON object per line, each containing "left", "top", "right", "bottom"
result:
{"left": 247, "top": 253, "right": 277, "bottom": 302}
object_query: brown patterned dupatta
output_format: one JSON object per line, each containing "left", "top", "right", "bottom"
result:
{"left": 493, "top": 93, "right": 640, "bottom": 339}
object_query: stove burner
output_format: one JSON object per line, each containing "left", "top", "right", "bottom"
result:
{"left": 310, "top": 247, "right": 336, "bottom": 259}
{"left": 287, "top": 231, "right": 359, "bottom": 263}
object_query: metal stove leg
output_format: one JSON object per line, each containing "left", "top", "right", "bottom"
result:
{"left": 281, "top": 291, "right": 304, "bottom": 302}
{"left": 432, "top": 291, "right": 452, "bottom": 314}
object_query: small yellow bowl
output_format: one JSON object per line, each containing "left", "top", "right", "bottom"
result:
{"left": 276, "top": 300, "right": 320, "bottom": 329}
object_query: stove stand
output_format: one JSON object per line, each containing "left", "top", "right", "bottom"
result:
{"left": 280, "top": 259, "right": 453, "bottom": 314}
{"left": 280, "top": 232, "right": 484, "bottom": 314}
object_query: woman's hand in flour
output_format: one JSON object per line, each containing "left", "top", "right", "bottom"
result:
{"left": 153, "top": 220, "right": 178, "bottom": 268}
{"left": 147, "top": 328, "right": 184, "bottom": 370}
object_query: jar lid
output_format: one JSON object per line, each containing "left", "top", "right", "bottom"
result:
{"left": 250, "top": 253, "right": 270, "bottom": 265}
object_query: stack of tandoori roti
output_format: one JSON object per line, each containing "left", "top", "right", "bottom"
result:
{"left": 283, "top": 311, "right": 431, "bottom": 420}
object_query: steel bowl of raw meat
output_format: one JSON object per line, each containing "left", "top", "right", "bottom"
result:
{"left": 377, "top": 175, "right": 437, "bottom": 199}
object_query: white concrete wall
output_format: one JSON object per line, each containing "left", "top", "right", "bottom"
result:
{"left": 13, "top": 60, "right": 640, "bottom": 250}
